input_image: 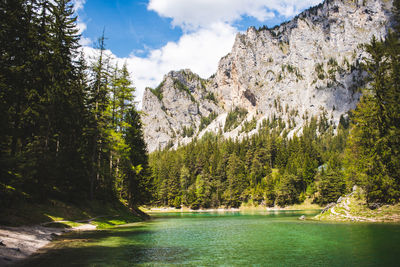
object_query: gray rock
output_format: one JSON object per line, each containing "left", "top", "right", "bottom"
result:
{"left": 368, "top": 203, "right": 383, "bottom": 210}
{"left": 50, "top": 233, "right": 58, "bottom": 238}
{"left": 142, "top": 0, "right": 393, "bottom": 152}
{"left": 322, "top": 202, "right": 336, "bottom": 214}
{"left": 188, "top": 104, "right": 198, "bottom": 115}
{"left": 299, "top": 215, "right": 306, "bottom": 220}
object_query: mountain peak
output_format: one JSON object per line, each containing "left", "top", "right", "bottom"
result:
{"left": 142, "top": 0, "right": 394, "bottom": 152}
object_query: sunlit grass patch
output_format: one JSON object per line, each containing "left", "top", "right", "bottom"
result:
{"left": 91, "top": 215, "right": 142, "bottom": 229}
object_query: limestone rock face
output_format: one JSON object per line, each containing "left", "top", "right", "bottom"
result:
{"left": 141, "top": 70, "right": 222, "bottom": 152}
{"left": 142, "top": 0, "right": 393, "bottom": 152}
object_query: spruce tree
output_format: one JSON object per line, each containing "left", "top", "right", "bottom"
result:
{"left": 123, "top": 108, "right": 151, "bottom": 207}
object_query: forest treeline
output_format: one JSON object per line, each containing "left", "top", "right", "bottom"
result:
{"left": 1, "top": 0, "right": 399, "bottom": 212}
{"left": 0, "top": 0, "right": 150, "bottom": 209}
{"left": 149, "top": 116, "right": 350, "bottom": 208}
{"left": 148, "top": 2, "right": 400, "bottom": 209}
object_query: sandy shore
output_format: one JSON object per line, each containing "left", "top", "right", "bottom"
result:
{"left": 0, "top": 224, "right": 96, "bottom": 266}
{"left": 147, "top": 207, "right": 240, "bottom": 213}
{"left": 146, "top": 204, "right": 322, "bottom": 213}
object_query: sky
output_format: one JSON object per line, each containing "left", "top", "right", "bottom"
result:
{"left": 74, "top": 0, "right": 323, "bottom": 107}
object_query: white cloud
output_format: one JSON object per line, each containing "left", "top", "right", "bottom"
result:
{"left": 72, "top": 0, "right": 86, "bottom": 12}
{"left": 82, "top": 23, "right": 237, "bottom": 108}
{"left": 128, "top": 23, "right": 236, "bottom": 102}
{"left": 148, "top": 0, "right": 322, "bottom": 31}
{"left": 72, "top": 0, "right": 93, "bottom": 46}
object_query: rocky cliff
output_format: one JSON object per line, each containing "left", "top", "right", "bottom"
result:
{"left": 142, "top": 0, "right": 394, "bottom": 152}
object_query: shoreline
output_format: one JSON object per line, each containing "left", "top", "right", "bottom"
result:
{"left": 1, "top": 201, "right": 398, "bottom": 266}
{"left": 144, "top": 206, "right": 323, "bottom": 213}
{"left": 0, "top": 223, "right": 96, "bottom": 266}
{"left": 0, "top": 200, "right": 146, "bottom": 266}
{"left": 144, "top": 198, "right": 324, "bottom": 213}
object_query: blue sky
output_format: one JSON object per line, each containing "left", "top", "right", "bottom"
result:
{"left": 79, "top": 0, "right": 182, "bottom": 57}
{"left": 75, "top": 0, "right": 323, "bottom": 105}
{"left": 79, "top": 0, "right": 295, "bottom": 58}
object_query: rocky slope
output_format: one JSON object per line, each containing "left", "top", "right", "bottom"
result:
{"left": 315, "top": 186, "right": 400, "bottom": 222}
{"left": 142, "top": 0, "right": 394, "bottom": 152}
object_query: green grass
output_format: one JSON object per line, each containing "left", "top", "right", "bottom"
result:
{"left": 91, "top": 214, "right": 142, "bottom": 229}
{"left": 0, "top": 196, "right": 146, "bottom": 227}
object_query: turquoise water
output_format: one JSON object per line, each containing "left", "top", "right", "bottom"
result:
{"left": 22, "top": 210, "right": 400, "bottom": 266}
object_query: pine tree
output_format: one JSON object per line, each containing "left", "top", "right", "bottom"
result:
{"left": 87, "top": 32, "right": 111, "bottom": 200}
{"left": 123, "top": 108, "right": 151, "bottom": 208}
{"left": 225, "top": 154, "right": 247, "bottom": 207}
{"left": 344, "top": 31, "right": 400, "bottom": 204}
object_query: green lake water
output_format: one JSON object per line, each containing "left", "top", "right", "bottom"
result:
{"left": 22, "top": 210, "right": 400, "bottom": 266}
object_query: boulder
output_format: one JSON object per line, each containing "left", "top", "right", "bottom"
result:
{"left": 322, "top": 202, "right": 336, "bottom": 214}
{"left": 368, "top": 203, "right": 383, "bottom": 210}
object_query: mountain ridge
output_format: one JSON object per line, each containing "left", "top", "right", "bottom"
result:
{"left": 142, "top": 0, "right": 394, "bottom": 152}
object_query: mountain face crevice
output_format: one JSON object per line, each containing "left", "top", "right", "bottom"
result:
{"left": 142, "top": 0, "right": 393, "bottom": 152}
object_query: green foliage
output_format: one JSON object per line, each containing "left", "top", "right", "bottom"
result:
{"left": 281, "top": 64, "right": 303, "bottom": 80}
{"left": 199, "top": 112, "right": 217, "bottom": 131}
{"left": 314, "top": 154, "right": 346, "bottom": 205}
{"left": 205, "top": 92, "right": 217, "bottom": 103}
{"left": 173, "top": 79, "right": 195, "bottom": 102}
{"left": 130, "top": 2, "right": 400, "bottom": 209}
{"left": 149, "top": 82, "right": 164, "bottom": 101}
{"left": 0, "top": 1, "right": 150, "bottom": 213}
{"left": 224, "top": 107, "right": 248, "bottom": 132}
{"left": 182, "top": 125, "right": 195, "bottom": 138}
{"left": 344, "top": 33, "right": 400, "bottom": 204}
{"left": 225, "top": 154, "right": 248, "bottom": 207}
{"left": 148, "top": 116, "right": 349, "bottom": 208}
{"left": 241, "top": 117, "right": 257, "bottom": 133}
{"left": 315, "top": 170, "right": 345, "bottom": 205}
{"left": 276, "top": 173, "right": 302, "bottom": 207}
{"left": 315, "top": 63, "right": 325, "bottom": 80}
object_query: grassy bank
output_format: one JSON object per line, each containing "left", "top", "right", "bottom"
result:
{"left": 0, "top": 198, "right": 147, "bottom": 229}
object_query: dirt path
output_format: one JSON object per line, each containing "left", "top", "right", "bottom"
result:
{"left": 39, "top": 215, "right": 107, "bottom": 228}
{"left": 0, "top": 220, "right": 98, "bottom": 266}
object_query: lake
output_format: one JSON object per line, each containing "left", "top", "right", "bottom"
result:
{"left": 21, "top": 210, "right": 400, "bottom": 266}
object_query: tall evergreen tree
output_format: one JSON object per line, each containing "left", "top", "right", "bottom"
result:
{"left": 123, "top": 108, "right": 151, "bottom": 208}
{"left": 344, "top": 31, "right": 400, "bottom": 204}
